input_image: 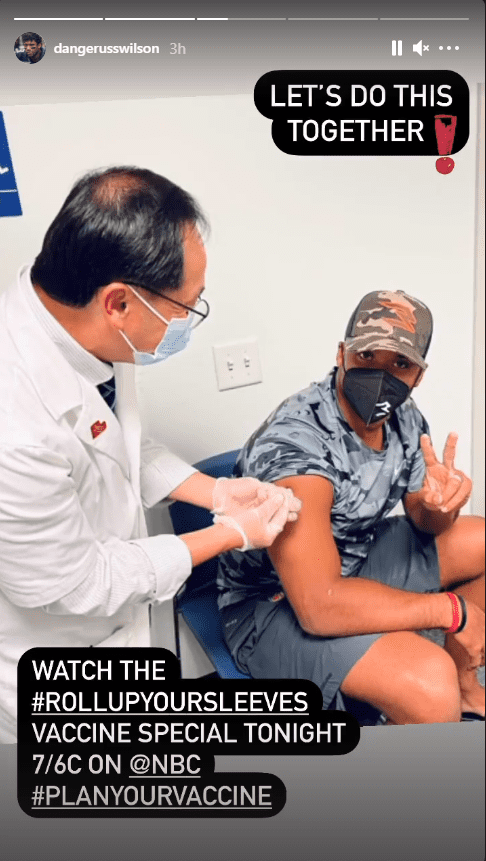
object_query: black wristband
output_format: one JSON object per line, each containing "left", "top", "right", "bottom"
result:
{"left": 455, "top": 595, "right": 468, "bottom": 633}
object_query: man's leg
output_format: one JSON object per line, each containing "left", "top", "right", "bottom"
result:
{"left": 436, "top": 515, "right": 485, "bottom": 715}
{"left": 228, "top": 598, "right": 462, "bottom": 724}
{"left": 341, "top": 631, "right": 462, "bottom": 724}
{"left": 349, "top": 513, "right": 485, "bottom": 720}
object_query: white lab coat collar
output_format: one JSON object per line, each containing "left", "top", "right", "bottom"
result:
{"left": 5, "top": 267, "right": 142, "bottom": 486}
{"left": 7, "top": 269, "right": 86, "bottom": 419}
{"left": 21, "top": 264, "right": 113, "bottom": 387}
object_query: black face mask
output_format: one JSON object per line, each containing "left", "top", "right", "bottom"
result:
{"left": 342, "top": 367, "right": 411, "bottom": 426}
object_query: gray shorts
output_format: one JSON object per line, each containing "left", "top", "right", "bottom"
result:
{"left": 221, "top": 516, "right": 441, "bottom": 712}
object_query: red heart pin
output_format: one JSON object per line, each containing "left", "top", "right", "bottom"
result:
{"left": 91, "top": 420, "right": 107, "bottom": 439}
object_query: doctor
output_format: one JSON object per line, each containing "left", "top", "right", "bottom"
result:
{"left": 0, "top": 166, "right": 298, "bottom": 742}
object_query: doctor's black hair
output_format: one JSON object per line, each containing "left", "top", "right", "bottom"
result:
{"left": 31, "top": 166, "right": 208, "bottom": 307}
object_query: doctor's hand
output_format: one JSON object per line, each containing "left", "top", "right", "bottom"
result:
{"left": 213, "top": 492, "right": 293, "bottom": 551}
{"left": 418, "top": 433, "right": 472, "bottom": 514}
{"left": 212, "top": 476, "right": 301, "bottom": 523}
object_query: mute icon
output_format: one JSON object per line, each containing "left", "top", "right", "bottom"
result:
{"left": 413, "top": 40, "right": 423, "bottom": 56}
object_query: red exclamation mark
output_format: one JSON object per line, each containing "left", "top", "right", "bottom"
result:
{"left": 435, "top": 114, "right": 457, "bottom": 174}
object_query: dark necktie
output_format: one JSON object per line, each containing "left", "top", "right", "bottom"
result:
{"left": 97, "top": 376, "right": 116, "bottom": 412}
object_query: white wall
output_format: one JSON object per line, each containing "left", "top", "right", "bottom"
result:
{"left": 1, "top": 91, "right": 480, "bottom": 485}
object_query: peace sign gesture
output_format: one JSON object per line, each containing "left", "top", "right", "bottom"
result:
{"left": 419, "top": 433, "right": 472, "bottom": 514}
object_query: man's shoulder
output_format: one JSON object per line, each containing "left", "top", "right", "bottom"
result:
{"left": 0, "top": 281, "right": 63, "bottom": 446}
{"left": 0, "top": 272, "right": 29, "bottom": 317}
{"left": 0, "top": 289, "right": 23, "bottom": 365}
{"left": 0, "top": 369, "right": 56, "bottom": 449}
{"left": 392, "top": 398, "right": 429, "bottom": 459}
{"left": 243, "top": 376, "right": 331, "bottom": 443}
{"left": 31, "top": 49, "right": 46, "bottom": 63}
{"left": 0, "top": 278, "right": 34, "bottom": 364}
{"left": 396, "top": 397, "right": 428, "bottom": 432}
{"left": 237, "top": 372, "right": 343, "bottom": 483}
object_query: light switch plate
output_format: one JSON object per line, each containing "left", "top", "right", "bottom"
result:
{"left": 212, "top": 339, "right": 263, "bottom": 391}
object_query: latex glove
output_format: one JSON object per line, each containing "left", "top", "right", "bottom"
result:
{"left": 212, "top": 476, "right": 301, "bottom": 522}
{"left": 213, "top": 493, "right": 291, "bottom": 551}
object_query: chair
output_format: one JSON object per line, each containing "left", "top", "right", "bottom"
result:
{"left": 169, "top": 449, "right": 250, "bottom": 679}
{"left": 169, "top": 449, "right": 382, "bottom": 725}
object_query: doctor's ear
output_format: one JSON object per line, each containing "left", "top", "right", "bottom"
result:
{"left": 103, "top": 286, "right": 130, "bottom": 320}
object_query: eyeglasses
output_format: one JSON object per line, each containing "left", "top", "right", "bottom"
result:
{"left": 160, "top": 293, "right": 210, "bottom": 330}
{"left": 123, "top": 282, "right": 210, "bottom": 330}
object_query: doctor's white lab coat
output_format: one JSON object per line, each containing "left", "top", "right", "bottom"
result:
{"left": 0, "top": 267, "right": 196, "bottom": 740}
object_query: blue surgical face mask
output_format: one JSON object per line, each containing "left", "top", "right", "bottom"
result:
{"left": 120, "top": 285, "right": 193, "bottom": 366}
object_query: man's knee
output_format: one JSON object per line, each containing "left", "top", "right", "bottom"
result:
{"left": 343, "top": 633, "right": 462, "bottom": 723}
{"left": 458, "top": 515, "right": 485, "bottom": 557}
{"left": 438, "top": 515, "right": 485, "bottom": 586}
{"left": 403, "top": 647, "right": 461, "bottom": 723}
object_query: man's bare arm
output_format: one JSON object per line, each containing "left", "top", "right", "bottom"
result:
{"left": 267, "top": 475, "right": 472, "bottom": 641}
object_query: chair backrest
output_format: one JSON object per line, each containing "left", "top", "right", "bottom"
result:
{"left": 169, "top": 449, "right": 240, "bottom": 600}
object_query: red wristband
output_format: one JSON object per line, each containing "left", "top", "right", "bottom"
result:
{"left": 445, "top": 592, "right": 462, "bottom": 633}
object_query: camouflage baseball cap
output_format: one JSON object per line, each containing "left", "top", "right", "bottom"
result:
{"left": 344, "top": 290, "right": 433, "bottom": 370}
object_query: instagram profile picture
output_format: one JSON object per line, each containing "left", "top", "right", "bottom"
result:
{"left": 14, "top": 32, "right": 46, "bottom": 64}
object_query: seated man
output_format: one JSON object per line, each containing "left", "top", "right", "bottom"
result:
{"left": 217, "top": 290, "right": 485, "bottom": 724}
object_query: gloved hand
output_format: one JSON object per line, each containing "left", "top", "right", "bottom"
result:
{"left": 212, "top": 476, "right": 301, "bottom": 522}
{"left": 213, "top": 493, "right": 292, "bottom": 551}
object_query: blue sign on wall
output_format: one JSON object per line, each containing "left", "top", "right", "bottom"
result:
{"left": 0, "top": 112, "right": 22, "bottom": 217}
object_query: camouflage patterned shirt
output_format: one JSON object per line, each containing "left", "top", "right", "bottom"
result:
{"left": 217, "top": 369, "right": 429, "bottom": 608}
